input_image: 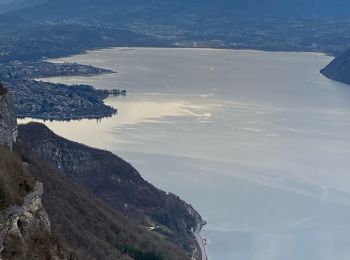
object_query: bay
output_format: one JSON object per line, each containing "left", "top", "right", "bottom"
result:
{"left": 21, "top": 48, "right": 350, "bottom": 260}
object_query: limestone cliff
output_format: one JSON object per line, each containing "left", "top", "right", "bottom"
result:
{"left": 0, "top": 182, "right": 62, "bottom": 260}
{"left": 0, "top": 83, "right": 17, "bottom": 150}
{"left": 0, "top": 84, "right": 70, "bottom": 259}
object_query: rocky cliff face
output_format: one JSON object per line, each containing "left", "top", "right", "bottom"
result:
{"left": 18, "top": 122, "right": 203, "bottom": 253}
{"left": 0, "top": 183, "right": 58, "bottom": 260}
{"left": 0, "top": 83, "right": 17, "bottom": 150}
{"left": 15, "top": 142, "right": 190, "bottom": 260}
{"left": 0, "top": 153, "right": 71, "bottom": 260}
{"left": 0, "top": 84, "right": 69, "bottom": 259}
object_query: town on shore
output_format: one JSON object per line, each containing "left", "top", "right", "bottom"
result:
{"left": 0, "top": 61, "right": 126, "bottom": 120}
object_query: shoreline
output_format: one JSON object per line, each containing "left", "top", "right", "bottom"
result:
{"left": 46, "top": 46, "right": 332, "bottom": 64}
{"left": 11, "top": 66, "right": 121, "bottom": 122}
{"left": 35, "top": 70, "right": 115, "bottom": 80}
{"left": 196, "top": 233, "right": 208, "bottom": 260}
{"left": 192, "top": 220, "right": 208, "bottom": 260}
{"left": 15, "top": 93, "right": 118, "bottom": 122}
{"left": 16, "top": 110, "right": 117, "bottom": 122}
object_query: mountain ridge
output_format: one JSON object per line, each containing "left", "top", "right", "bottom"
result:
{"left": 11, "top": 0, "right": 350, "bottom": 21}
{"left": 14, "top": 141, "right": 190, "bottom": 260}
{"left": 0, "top": 0, "right": 44, "bottom": 13}
{"left": 321, "top": 49, "right": 350, "bottom": 85}
{"left": 18, "top": 122, "right": 202, "bottom": 252}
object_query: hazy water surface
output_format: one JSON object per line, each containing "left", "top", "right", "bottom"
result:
{"left": 22, "top": 48, "right": 350, "bottom": 260}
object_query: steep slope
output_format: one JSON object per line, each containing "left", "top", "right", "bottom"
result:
{"left": 14, "top": 142, "right": 189, "bottom": 260}
{"left": 0, "top": 85, "right": 71, "bottom": 259}
{"left": 321, "top": 49, "right": 350, "bottom": 85}
{"left": 18, "top": 122, "right": 202, "bottom": 252}
{"left": 0, "top": 148, "right": 72, "bottom": 260}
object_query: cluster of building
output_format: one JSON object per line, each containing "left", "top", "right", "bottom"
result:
{"left": 0, "top": 61, "right": 112, "bottom": 80}
{"left": 0, "top": 62, "right": 125, "bottom": 120}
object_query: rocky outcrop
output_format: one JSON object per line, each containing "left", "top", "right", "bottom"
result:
{"left": 0, "top": 84, "right": 70, "bottom": 259}
{"left": 0, "top": 83, "right": 17, "bottom": 150}
{"left": 0, "top": 182, "right": 59, "bottom": 260}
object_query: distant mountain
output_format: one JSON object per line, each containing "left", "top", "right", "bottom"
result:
{"left": 321, "top": 49, "right": 350, "bottom": 85}
{"left": 2, "top": 0, "right": 350, "bottom": 60}
{"left": 0, "top": 13, "right": 28, "bottom": 26}
{"left": 11, "top": 0, "right": 350, "bottom": 24}
{"left": 0, "top": 0, "right": 44, "bottom": 13}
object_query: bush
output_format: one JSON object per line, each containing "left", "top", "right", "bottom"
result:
{"left": 126, "top": 248, "right": 164, "bottom": 260}
{"left": 0, "top": 147, "right": 36, "bottom": 210}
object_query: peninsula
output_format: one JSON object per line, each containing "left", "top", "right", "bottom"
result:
{"left": 0, "top": 61, "right": 126, "bottom": 120}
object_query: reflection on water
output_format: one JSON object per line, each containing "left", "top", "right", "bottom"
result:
{"left": 20, "top": 94, "right": 219, "bottom": 149}
{"left": 21, "top": 48, "right": 350, "bottom": 260}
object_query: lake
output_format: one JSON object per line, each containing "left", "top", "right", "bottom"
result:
{"left": 21, "top": 48, "right": 350, "bottom": 260}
